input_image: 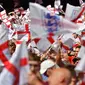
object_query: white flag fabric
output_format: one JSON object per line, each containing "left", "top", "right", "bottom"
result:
{"left": 19, "top": 41, "right": 29, "bottom": 85}
{"left": 77, "top": 46, "right": 85, "bottom": 59}
{"left": 61, "top": 33, "right": 74, "bottom": 47}
{"left": 0, "top": 41, "right": 29, "bottom": 85}
{"left": 65, "top": 3, "right": 84, "bottom": 22}
{"left": 54, "top": 0, "right": 61, "bottom": 9}
{"left": 61, "top": 33, "right": 81, "bottom": 48}
{"left": 32, "top": 35, "right": 60, "bottom": 52}
{"left": 75, "top": 52, "right": 85, "bottom": 72}
{"left": 29, "top": 3, "right": 78, "bottom": 39}
{"left": 12, "top": 24, "right": 24, "bottom": 31}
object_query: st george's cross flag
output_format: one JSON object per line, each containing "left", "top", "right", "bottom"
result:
{"left": 0, "top": 5, "right": 7, "bottom": 20}
{"left": 0, "top": 22, "right": 11, "bottom": 66}
{"left": 0, "top": 5, "right": 11, "bottom": 28}
{"left": 0, "top": 41, "right": 29, "bottom": 85}
{"left": 65, "top": 3, "right": 85, "bottom": 22}
{"left": 29, "top": 3, "right": 79, "bottom": 39}
{"left": 11, "top": 23, "right": 30, "bottom": 42}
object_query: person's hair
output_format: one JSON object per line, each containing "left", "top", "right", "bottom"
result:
{"left": 49, "top": 49, "right": 56, "bottom": 54}
{"left": 29, "top": 52, "right": 41, "bottom": 62}
{"left": 65, "top": 65, "right": 76, "bottom": 78}
{"left": 0, "top": 20, "right": 2, "bottom": 24}
{"left": 72, "top": 57, "right": 81, "bottom": 64}
{"left": 68, "top": 51, "right": 75, "bottom": 56}
{"left": 76, "top": 45, "right": 81, "bottom": 49}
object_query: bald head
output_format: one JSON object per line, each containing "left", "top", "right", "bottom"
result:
{"left": 48, "top": 68, "right": 71, "bottom": 85}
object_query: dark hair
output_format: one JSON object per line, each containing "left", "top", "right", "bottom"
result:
{"left": 72, "top": 57, "right": 81, "bottom": 64}
{"left": 65, "top": 65, "right": 76, "bottom": 78}
{"left": 29, "top": 52, "right": 40, "bottom": 61}
{"left": 0, "top": 20, "right": 2, "bottom": 24}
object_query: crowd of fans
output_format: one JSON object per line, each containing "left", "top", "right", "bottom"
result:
{"left": 6, "top": 31, "right": 85, "bottom": 85}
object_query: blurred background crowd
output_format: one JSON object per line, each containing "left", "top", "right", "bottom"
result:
{"left": 0, "top": 0, "right": 85, "bottom": 13}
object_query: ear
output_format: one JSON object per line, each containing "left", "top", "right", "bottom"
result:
{"left": 60, "top": 76, "right": 66, "bottom": 84}
{"left": 60, "top": 78, "right": 65, "bottom": 83}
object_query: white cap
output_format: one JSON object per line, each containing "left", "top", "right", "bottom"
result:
{"left": 40, "top": 59, "right": 55, "bottom": 74}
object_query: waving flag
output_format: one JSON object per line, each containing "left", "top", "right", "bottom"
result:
{"left": 30, "top": 3, "right": 78, "bottom": 38}
{"left": 0, "top": 41, "right": 29, "bottom": 85}
{"left": 0, "top": 23, "right": 11, "bottom": 66}
{"left": 3, "top": 18, "right": 11, "bottom": 28}
{"left": 12, "top": 23, "right": 30, "bottom": 42}
{"left": 0, "top": 5, "right": 11, "bottom": 28}
{"left": 0, "top": 5, "right": 7, "bottom": 20}
{"left": 0, "top": 9, "right": 7, "bottom": 20}
{"left": 33, "top": 36, "right": 56, "bottom": 52}
{"left": 65, "top": 3, "right": 84, "bottom": 22}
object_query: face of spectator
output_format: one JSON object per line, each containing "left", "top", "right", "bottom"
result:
{"left": 73, "top": 33, "right": 78, "bottom": 39}
{"left": 28, "top": 71, "right": 43, "bottom": 85}
{"left": 8, "top": 40, "right": 16, "bottom": 55}
{"left": 48, "top": 68, "right": 71, "bottom": 85}
{"left": 73, "top": 47, "right": 80, "bottom": 56}
{"left": 49, "top": 53, "right": 57, "bottom": 60}
{"left": 29, "top": 61, "right": 40, "bottom": 73}
{"left": 61, "top": 53, "right": 69, "bottom": 62}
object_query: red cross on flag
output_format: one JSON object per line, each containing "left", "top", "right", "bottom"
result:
{"left": 0, "top": 22, "right": 11, "bottom": 65}
{"left": 0, "top": 41, "right": 29, "bottom": 85}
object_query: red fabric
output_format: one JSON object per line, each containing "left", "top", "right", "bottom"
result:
{"left": 73, "top": 44, "right": 79, "bottom": 48}
{"left": 33, "top": 38, "right": 41, "bottom": 44}
{"left": 20, "top": 58, "right": 28, "bottom": 66}
{"left": 82, "top": 40, "right": 85, "bottom": 46}
{"left": 76, "top": 20, "right": 82, "bottom": 23}
{"left": 80, "top": 82, "right": 85, "bottom": 85}
{"left": 16, "top": 40, "right": 22, "bottom": 44}
{"left": 25, "top": 24, "right": 29, "bottom": 32}
{"left": 82, "top": 31, "right": 85, "bottom": 36}
{"left": 62, "top": 43, "right": 70, "bottom": 50}
{"left": 47, "top": 36, "right": 55, "bottom": 44}
{"left": 48, "top": 32, "right": 54, "bottom": 36}
{"left": 0, "top": 41, "right": 8, "bottom": 51}
{"left": 69, "top": 56, "right": 75, "bottom": 64}
{"left": 14, "top": 31, "right": 30, "bottom": 34}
